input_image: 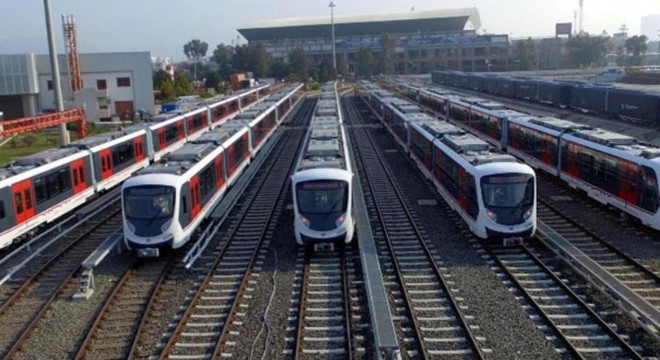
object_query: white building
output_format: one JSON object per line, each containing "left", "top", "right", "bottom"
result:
{"left": 641, "top": 14, "right": 660, "bottom": 42}
{"left": 0, "top": 52, "right": 154, "bottom": 122}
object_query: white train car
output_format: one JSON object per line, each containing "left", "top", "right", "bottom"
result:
{"left": 291, "top": 82, "right": 355, "bottom": 246}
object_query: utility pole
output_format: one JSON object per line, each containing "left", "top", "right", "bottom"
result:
{"left": 329, "top": 1, "right": 337, "bottom": 74}
{"left": 43, "top": 0, "right": 69, "bottom": 145}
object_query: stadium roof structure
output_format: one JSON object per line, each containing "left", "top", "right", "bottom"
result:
{"left": 238, "top": 7, "right": 481, "bottom": 42}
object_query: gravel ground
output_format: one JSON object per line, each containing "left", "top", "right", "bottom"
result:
{"left": 14, "top": 250, "right": 133, "bottom": 360}
{"left": 365, "top": 114, "right": 561, "bottom": 359}
{"left": 538, "top": 175, "right": 660, "bottom": 273}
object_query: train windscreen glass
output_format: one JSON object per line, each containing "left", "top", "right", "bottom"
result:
{"left": 296, "top": 180, "right": 348, "bottom": 214}
{"left": 481, "top": 174, "right": 534, "bottom": 225}
{"left": 123, "top": 186, "right": 175, "bottom": 220}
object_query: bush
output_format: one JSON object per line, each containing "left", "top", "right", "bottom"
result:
{"left": 21, "top": 134, "right": 38, "bottom": 147}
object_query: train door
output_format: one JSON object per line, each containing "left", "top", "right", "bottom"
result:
{"left": 158, "top": 128, "right": 166, "bottom": 150}
{"left": 618, "top": 161, "right": 638, "bottom": 204}
{"left": 189, "top": 177, "right": 201, "bottom": 219}
{"left": 12, "top": 180, "right": 35, "bottom": 224}
{"left": 177, "top": 121, "right": 185, "bottom": 140}
{"left": 458, "top": 167, "right": 469, "bottom": 212}
{"left": 134, "top": 136, "right": 145, "bottom": 162}
{"left": 227, "top": 144, "right": 236, "bottom": 175}
{"left": 71, "top": 159, "right": 87, "bottom": 194}
{"left": 100, "top": 149, "right": 113, "bottom": 180}
{"left": 215, "top": 156, "right": 225, "bottom": 189}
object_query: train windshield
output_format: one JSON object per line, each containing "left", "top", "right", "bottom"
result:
{"left": 481, "top": 174, "right": 534, "bottom": 209}
{"left": 481, "top": 174, "right": 534, "bottom": 226}
{"left": 123, "top": 186, "right": 175, "bottom": 220}
{"left": 296, "top": 180, "right": 348, "bottom": 214}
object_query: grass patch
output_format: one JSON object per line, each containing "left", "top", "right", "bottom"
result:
{"left": 0, "top": 132, "right": 60, "bottom": 166}
{"left": 0, "top": 122, "right": 124, "bottom": 167}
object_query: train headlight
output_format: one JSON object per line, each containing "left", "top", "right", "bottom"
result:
{"left": 523, "top": 208, "right": 533, "bottom": 220}
{"left": 335, "top": 214, "right": 346, "bottom": 227}
{"left": 486, "top": 210, "right": 497, "bottom": 222}
{"left": 300, "top": 215, "right": 311, "bottom": 228}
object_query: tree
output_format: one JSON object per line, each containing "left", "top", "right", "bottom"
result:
{"left": 183, "top": 39, "right": 208, "bottom": 80}
{"left": 513, "top": 38, "right": 538, "bottom": 70}
{"left": 233, "top": 45, "right": 270, "bottom": 78}
{"left": 377, "top": 34, "right": 396, "bottom": 74}
{"left": 336, "top": 55, "right": 348, "bottom": 79}
{"left": 152, "top": 69, "right": 170, "bottom": 90}
{"left": 159, "top": 79, "right": 176, "bottom": 102}
{"left": 22, "top": 134, "right": 38, "bottom": 147}
{"left": 212, "top": 43, "right": 235, "bottom": 79}
{"left": 356, "top": 48, "right": 375, "bottom": 78}
{"left": 317, "top": 57, "right": 334, "bottom": 82}
{"left": 204, "top": 71, "right": 221, "bottom": 92}
{"left": 567, "top": 33, "right": 610, "bottom": 68}
{"left": 288, "top": 48, "right": 309, "bottom": 81}
{"left": 270, "top": 60, "right": 290, "bottom": 80}
{"left": 625, "top": 35, "right": 648, "bottom": 66}
{"left": 174, "top": 72, "right": 193, "bottom": 97}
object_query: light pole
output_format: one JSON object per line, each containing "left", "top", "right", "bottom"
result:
{"left": 329, "top": 1, "right": 337, "bottom": 74}
{"left": 43, "top": 0, "right": 69, "bottom": 145}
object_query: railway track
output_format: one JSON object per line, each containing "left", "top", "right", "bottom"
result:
{"left": 537, "top": 200, "right": 660, "bottom": 309}
{"left": 0, "top": 208, "right": 122, "bottom": 358}
{"left": 487, "top": 242, "right": 644, "bottom": 359}
{"left": 157, "top": 99, "right": 314, "bottom": 359}
{"left": 289, "top": 246, "right": 355, "bottom": 358}
{"left": 344, "top": 96, "right": 486, "bottom": 359}
{"left": 73, "top": 257, "right": 174, "bottom": 359}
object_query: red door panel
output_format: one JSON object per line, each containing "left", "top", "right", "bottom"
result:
{"left": 134, "top": 137, "right": 144, "bottom": 161}
{"left": 190, "top": 176, "right": 201, "bottom": 219}
{"left": 158, "top": 128, "right": 166, "bottom": 150}
{"left": 100, "top": 149, "right": 113, "bottom": 180}
{"left": 12, "top": 180, "right": 35, "bottom": 224}
{"left": 71, "top": 159, "right": 87, "bottom": 194}
{"left": 177, "top": 121, "right": 185, "bottom": 140}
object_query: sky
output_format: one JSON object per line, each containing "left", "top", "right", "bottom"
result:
{"left": 0, "top": 0, "right": 659, "bottom": 60}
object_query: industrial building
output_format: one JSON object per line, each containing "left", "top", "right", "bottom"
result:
{"left": 0, "top": 52, "right": 154, "bottom": 122}
{"left": 238, "top": 7, "right": 513, "bottom": 74}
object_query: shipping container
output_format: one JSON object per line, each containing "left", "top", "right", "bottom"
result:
{"left": 606, "top": 89, "right": 660, "bottom": 124}
{"left": 570, "top": 84, "right": 609, "bottom": 113}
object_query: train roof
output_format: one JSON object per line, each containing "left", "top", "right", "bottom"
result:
{"left": 523, "top": 117, "right": 660, "bottom": 160}
{"left": 190, "top": 127, "right": 236, "bottom": 145}
{"left": 440, "top": 133, "right": 517, "bottom": 166}
{"left": 0, "top": 147, "right": 84, "bottom": 180}
{"left": 138, "top": 142, "right": 218, "bottom": 176}
{"left": 296, "top": 114, "right": 348, "bottom": 171}
{"left": 65, "top": 128, "right": 141, "bottom": 149}
{"left": 526, "top": 117, "right": 592, "bottom": 132}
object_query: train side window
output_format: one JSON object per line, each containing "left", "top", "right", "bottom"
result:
{"left": 0, "top": 202, "right": 5, "bottom": 219}
{"left": 14, "top": 193, "right": 23, "bottom": 214}
{"left": 181, "top": 195, "right": 188, "bottom": 214}
{"left": 34, "top": 179, "right": 47, "bottom": 204}
{"left": 24, "top": 190, "right": 32, "bottom": 210}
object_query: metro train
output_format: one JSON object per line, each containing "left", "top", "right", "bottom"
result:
{"left": 0, "top": 85, "right": 272, "bottom": 251}
{"left": 360, "top": 82, "right": 537, "bottom": 241}
{"left": 291, "top": 82, "right": 355, "bottom": 247}
{"left": 431, "top": 71, "right": 660, "bottom": 125}
{"left": 403, "top": 82, "right": 660, "bottom": 231}
{"left": 121, "top": 84, "right": 303, "bottom": 256}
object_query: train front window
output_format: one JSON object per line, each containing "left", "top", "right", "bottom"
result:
{"left": 123, "top": 186, "right": 175, "bottom": 220}
{"left": 481, "top": 174, "right": 534, "bottom": 209}
{"left": 296, "top": 180, "right": 348, "bottom": 214}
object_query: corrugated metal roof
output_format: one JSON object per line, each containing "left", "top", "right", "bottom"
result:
{"left": 239, "top": 7, "right": 480, "bottom": 41}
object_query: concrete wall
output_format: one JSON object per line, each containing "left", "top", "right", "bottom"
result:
{"left": 35, "top": 52, "right": 154, "bottom": 121}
